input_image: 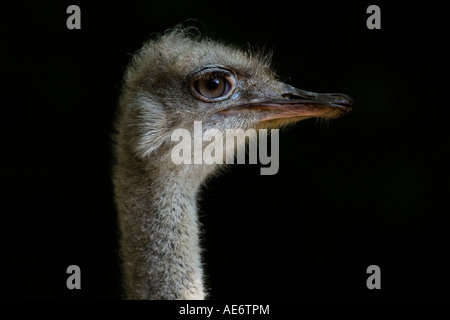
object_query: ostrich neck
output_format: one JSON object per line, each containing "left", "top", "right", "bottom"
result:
{"left": 116, "top": 153, "right": 215, "bottom": 300}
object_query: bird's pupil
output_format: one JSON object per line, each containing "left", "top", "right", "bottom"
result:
{"left": 207, "top": 78, "right": 220, "bottom": 90}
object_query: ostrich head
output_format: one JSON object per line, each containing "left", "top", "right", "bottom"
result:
{"left": 118, "top": 27, "right": 352, "bottom": 164}
{"left": 114, "top": 26, "right": 352, "bottom": 299}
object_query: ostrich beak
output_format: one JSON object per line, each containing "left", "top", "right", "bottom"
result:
{"left": 219, "top": 85, "right": 352, "bottom": 122}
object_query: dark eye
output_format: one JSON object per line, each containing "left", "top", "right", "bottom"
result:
{"left": 196, "top": 77, "right": 228, "bottom": 99}
{"left": 190, "top": 68, "right": 236, "bottom": 102}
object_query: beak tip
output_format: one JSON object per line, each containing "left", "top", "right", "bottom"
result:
{"left": 330, "top": 93, "right": 353, "bottom": 108}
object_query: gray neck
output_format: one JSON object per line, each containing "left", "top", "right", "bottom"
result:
{"left": 115, "top": 152, "right": 216, "bottom": 299}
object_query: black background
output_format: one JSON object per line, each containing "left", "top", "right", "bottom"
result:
{"left": 2, "top": 1, "right": 449, "bottom": 299}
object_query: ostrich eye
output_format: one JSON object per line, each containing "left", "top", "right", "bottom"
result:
{"left": 196, "top": 77, "right": 228, "bottom": 99}
{"left": 190, "top": 67, "right": 236, "bottom": 102}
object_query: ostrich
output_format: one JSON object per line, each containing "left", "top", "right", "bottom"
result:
{"left": 113, "top": 26, "right": 352, "bottom": 300}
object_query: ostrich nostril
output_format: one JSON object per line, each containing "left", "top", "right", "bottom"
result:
{"left": 281, "top": 92, "right": 303, "bottom": 100}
